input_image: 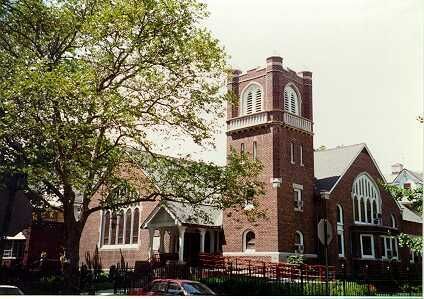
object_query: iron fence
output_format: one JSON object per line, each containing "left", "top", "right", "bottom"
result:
{"left": 116, "top": 261, "right": 422, "bottom": 296}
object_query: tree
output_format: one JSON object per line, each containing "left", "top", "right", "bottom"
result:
{"left": 382, "top": 183, "right": 423, "bottom": 252}
{"left": 382, "top": 183, "right": 422, "bottom": 214}
{"left": 0, "top": 0, "right": 264, "bottom": 293}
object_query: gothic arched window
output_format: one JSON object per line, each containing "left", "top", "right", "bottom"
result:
{"left": 117, "top": 209, "right": 124, "bottom": 244}
{"left": 241, "top": 83, "right": 263, "bottom": 115}
{"left": 352, "top": 173, "right": 381, "bottom": 225}
{"left": 125, "top": 209, "right": 132, "bottom": 244}
{"left": 132, "top": 208, "right": 140, "bottom": 244}
{"left": 283, "top": 84, "right": 300, "bottom": 115}
{"left": 103, "top": 211, "right": 111, "bottom": 245}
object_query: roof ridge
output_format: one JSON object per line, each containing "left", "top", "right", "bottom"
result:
{"left": 314, "top": 143, "right": 365, "bottom": 153}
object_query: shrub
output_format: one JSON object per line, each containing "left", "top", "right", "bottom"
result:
{"left": 287, "top": 255, "right": 305, "bottom": 265}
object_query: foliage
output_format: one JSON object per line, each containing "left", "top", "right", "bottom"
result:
{"left": 398, "top": 233, "right": 423, "bottom": 252}
{"left": 287, "top": 255, "right": 305, "bottom": 265}
{"left": 39, "top": 275, "right": 66, "bottom": 294}
{"left": 381, "top": 183, "right": 423, "bottom": 252}
{"left": 199, "top": 276, "right": 376, "bottom": 296}
{"left": 382, "top": 183, "right": 423, "bottom": 214}
{"left": 0, "top": 0, "right": 265, "bottom": 291}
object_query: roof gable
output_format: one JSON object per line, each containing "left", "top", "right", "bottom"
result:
{"left": 393, "top": 169, "right": 423, "bottom": 185}
{"left": 314, "top": 143, "right": 386, "bottom": 193}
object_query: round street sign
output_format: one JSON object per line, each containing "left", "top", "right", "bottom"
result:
{"left": 317, "top": 219, "right": 333, "bottom": 245}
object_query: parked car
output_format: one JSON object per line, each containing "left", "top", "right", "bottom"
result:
{"left": 129, "top": 279, "right": 216, "bottom": 296}
{"left": 0, "top": 285, "right": 24, "bottom": 295}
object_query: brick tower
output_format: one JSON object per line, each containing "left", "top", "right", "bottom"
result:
{"left": 222, "top": 56, "right": 316, "bottom": 262}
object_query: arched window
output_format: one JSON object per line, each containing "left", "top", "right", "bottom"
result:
{"left": 352, "top": 173, "right": 381, "bottom": 224}
{"left": 111, "top": 211, "right": 117, "bottom": 245}
{"left": 243, "top": 231, "right": 256, "bottom": 252}
{"left": 360, "top": 198, "right": 366, "bottom": 222}
{"left": 241, "top": 83, "right": 263, "bottom": 115}
{"left": 353, "top": 196, "right": 359, "bottom": 222}
{"left": 117, "top": 209, "right": 124, "bottom": 244}
{"left": 283, "top": 84, "right": 300, "bottom": 115}
{"left": 337, "top": 205, "right": 343, "bottom": 225}
{"left": 125, "top": 209, "right": 132, "bottom": 244}
{"left": 372, "top": 201, "right": 378, "bottom": 222}
{"left": 295, "top": 231, "right": 304, "bottom": 253}
{"left": 132, "top": 208, "right": 140, "bottom": 243}
{"left": 391, "top": 214, "right": 396, "bottom": 228}
{"left": 336, "top": 205, "right": 345, "bottom": 257}
{"left": 100, "top": 205, "right": 141, "bottom": 247}
{"left": 366, "top": 199, "right": 372, "bottom": 223}
{"left": 103, "top": 211, "right": 111, "bottom": 245}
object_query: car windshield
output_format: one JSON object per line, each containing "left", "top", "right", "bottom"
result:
{"left": 0, "top": 287, "right": 23, "bottom": 295}
{"left": 181, "top": 282, "right": 215, "bottom": 295}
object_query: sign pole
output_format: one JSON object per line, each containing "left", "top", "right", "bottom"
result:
{"left": 321, "top": 191, "right": 330, "bottom": 295}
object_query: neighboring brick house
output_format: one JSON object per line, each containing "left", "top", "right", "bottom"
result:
{"left": 79, "top": 56, "right": 422, "bottom": 277}
{"left": 1, "top": 190, "right": 64, "bottom": 268}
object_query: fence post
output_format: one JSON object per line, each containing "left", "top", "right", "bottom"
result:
{"left": 262, "top": 261, "right": 266, "bottom": 278}
{"left": 342, "top": 263, "right": 346, "bottom": 296}
{"left": 229, "top": 261, "right": 233, "bottom": 278}
{"left": 365, "top": 264, "right": 370, "bottom": 296}
{"left": 300, "top": 264, "right": 304, "bottom": 296}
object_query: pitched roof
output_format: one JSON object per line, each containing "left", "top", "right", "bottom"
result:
{"left": 141, "top": 200, "right": 222, "bottom": 228}
{"left": 314, "top": 143, "right": 386, "bottom": 193}
{"left": 409, "top": 170, "right": 423, "bottom": 181}
{"left": 164, "top": 201, "right": 222, "bottom": 227}
{"left": 399, "top": 202, "right": 422, "bottom": 223}
{"left": 314, "top": 143, "right": 365, "bottom": 192}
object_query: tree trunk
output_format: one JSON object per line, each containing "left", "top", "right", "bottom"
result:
{"left": 63, "top": 228, "right": 82, "bottom": 294}
{"left": 62, "top": 189, "right": 84, "bottom": 295}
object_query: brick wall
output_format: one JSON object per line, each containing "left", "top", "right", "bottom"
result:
{"left": 327, "top": 149, "right": 405, "bottom": 274}
{"left": 223, "top": 56, "right": 315, "bottom": 261}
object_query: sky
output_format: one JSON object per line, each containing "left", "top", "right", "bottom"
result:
{"left": 162, "top": 0, "right": 423, "bottom": 176}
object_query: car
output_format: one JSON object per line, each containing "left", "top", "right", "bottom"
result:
{"left": 0, "top": 285, "right": 24, "bottom": 295}
{"left": 129, "top": 279, "right": 216, "bottom": 296}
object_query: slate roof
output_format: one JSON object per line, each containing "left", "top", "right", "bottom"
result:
{"left": 142, "top": 200, "right": 223, "bottom": 228}
{"left": 314, "top": 143, "right": 367, "bottom": 192}
{"left": 164, "top": 201, "right": 222, "bottom": 227}
{"left": 400, "top": 202, "right": 422, "bottom": 223}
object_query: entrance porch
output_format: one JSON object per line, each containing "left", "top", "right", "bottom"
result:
{"left": 141, "top": 201, "right": 222, "bottom": 264}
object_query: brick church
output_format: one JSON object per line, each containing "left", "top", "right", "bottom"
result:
{"left": 79, "top": 56, "right": 422, "bottom": 277}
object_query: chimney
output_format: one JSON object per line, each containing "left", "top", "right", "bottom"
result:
{"left": 391, "top": 163, "right": 404, "bottom": 175}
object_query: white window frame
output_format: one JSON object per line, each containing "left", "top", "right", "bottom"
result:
{"left": 295, "top": 230, "right": 304, "bottom": 254}
{"left": 382, "top": 236, "right": 398, "bottom": 260}
{"left": 337, "top": 232, "right": 345, "bottom": 257}
{"left": 360, "top": 234, "right": 375, "bottom": 259}
{"left": 390, "top": 214, "right": 396, "bottom": 228}
{"left": 240, "top": 82, "right": 263, "bottom": 116}
{"left": 293, "top": 184, "right": 303, "bottom": 211}
{"left": 241, "top": 143, "right": 245, "bottom": 153}
{"left": 290, "top": 142, "right": 295, "bottom": 164}
{"left": 299, "top": 145, "right": 304, "bottom": 166}
{"left": 283, "top": 83, "right": 301, "bottom": 116}
{"left": 100, "top": 205, "right": 141, "bottom": 250}
{"left": 336, "top": 204, "right": 344, "bottom": 257}
{"left": 352, "top": 173, "right": 381, "bottom": 225}
{"left": 253, "top": 141, "right": 257, "bottom": 160}
{"left": 410, "top": 249, "right": 415, "bottom": 264}
{"left": 243, "top": 230, "right": 256, "bottom": 253}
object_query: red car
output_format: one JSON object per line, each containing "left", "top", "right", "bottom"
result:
{"left": 129, "top": 279, "right": 216, "bottom": 296}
